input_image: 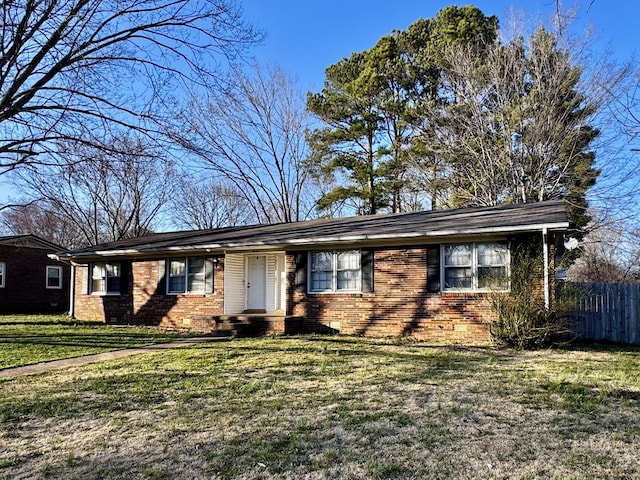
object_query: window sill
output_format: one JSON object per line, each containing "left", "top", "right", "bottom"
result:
{"left": 441, "top": 289, "right": 510, "bottom": 294}
{"left": 166, "top": 292, "right": 209, "bottom": 297}
{"left": 308, "top": 290, "right": 363, "bottom": 295}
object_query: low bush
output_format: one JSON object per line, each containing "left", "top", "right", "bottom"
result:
{"left": 489, "top": 243, "right": 573, "bottom": 349}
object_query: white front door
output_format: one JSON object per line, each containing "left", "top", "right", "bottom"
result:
{"left": 246, "top": 255, "right": 266, "bottom": 311}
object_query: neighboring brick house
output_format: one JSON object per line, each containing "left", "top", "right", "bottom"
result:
{"left": 0, "top": 235, "right": 71, "bottom": 314}
{"left": 57, "top": 201, "right": 569, "bottom": 343}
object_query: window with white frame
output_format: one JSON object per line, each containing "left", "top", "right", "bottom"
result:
{"left": 309, "top": 250, "right": 361, "bottom": 293}
{"left": 46, "top": 266, "right": 63, "bottom": 289}
{"left": 443, "top": 242, "right": 508, "bottom": 291}
{"left": 168, "top": 258, "right": 206, "bottom": 294}
{"left": 0, "top": 262, "right": 5, "bottom": 288}
{"left": 91, "top": 262, "right": 121, "bottom": 295}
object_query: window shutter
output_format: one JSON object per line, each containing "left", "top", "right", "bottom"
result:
{"left": 361, "top": 249, "right": 374, "bottom": 293}
{"left": 119, "top": 261, "right": 130, "bottom": 295}
{"left": 205, "top": 258, "right": 215, "bottom": 293}
{"left": 294, "top": 252, "right": 307, "bottom": 293}
{"left": 427, "top": 246, "right": 441, "bottom": 293}
{"left": 157, "top": 260, "right": 166, "bottom": 295}
{"left": 81, "top": 265, "right": 90, "bottom": 294}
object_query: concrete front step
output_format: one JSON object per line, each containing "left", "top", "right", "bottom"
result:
{"left": 190, "top": 315, "right": 303, "bottom": 337}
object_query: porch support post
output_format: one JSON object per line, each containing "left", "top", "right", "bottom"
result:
{"left": 69, "top": 264, "right": 76, "bottom": 318}
{"left": 542, "top": 227, "right": 550, "bottom": 309}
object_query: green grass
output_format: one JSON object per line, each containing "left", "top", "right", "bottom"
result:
{"left": 0, "top": 314, "right": 188, "bottom": 369}
{"left": 0, "top": 336, "right": 638, "bottom": 479}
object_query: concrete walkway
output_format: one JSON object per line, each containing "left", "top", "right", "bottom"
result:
{"left": 0, "top": 336, "right": 221, "bottom": 379}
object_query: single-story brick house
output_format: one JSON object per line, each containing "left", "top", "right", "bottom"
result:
{"left": 55, "top": 201, "right": 569, "bottom": 342}
{"left": 0, "top": 235, "right": 71, "bottom": 314}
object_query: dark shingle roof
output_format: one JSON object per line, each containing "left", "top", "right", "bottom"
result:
{"left": 60, "top": 200, "right": 568, "bottom": 260}
{"left": 0, "top": 234, "right": 64, "bottom": 250}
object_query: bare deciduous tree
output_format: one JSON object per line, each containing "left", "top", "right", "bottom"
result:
{"left": 1, "top": 200, "right": 85, "bottom": 249}
{"left": 0, "top": 0, "right": 259, "bottom": 175}
{"left": 418, "top": 20, "right": 634, "bottom": 240}
{"left": 15, "top": 135, "right": 174, "bottom": 246}
{"left": 569, "top": 210, "right": 640, "bottom": 282}
{"left": 175, "top": 63, "right": 315, "bottom": 224}
{"left": 487, "top": 6, "right": 640, "bottom": 244}
{"left": 172, "top": 177, "right": 254, "bottom": 230}
{"left": 431, "top": 28, "right": 600, "bottom": 213}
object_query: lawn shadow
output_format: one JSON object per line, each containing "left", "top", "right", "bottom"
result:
{"left": 201, "top": 335, "right": 506, "bottom": 380}
{"left": 559, "top": 341, "right": 640, "bottom": 354}
{"left": 0, "top": 331, "right": 177, "bottom": 349}
{"left": 0, "top": 317, "right": 102, "bottom": 327}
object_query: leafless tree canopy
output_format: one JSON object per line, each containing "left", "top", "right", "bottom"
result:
{"left": 1, "top": 200, "right": 85, "bottom": 249}
{"left": 14, "top": 135, "right": 175, "bottom": 246}
{"left": 0, "top": 0, "right": 259, "bottom": 174}
{"left": 428, "top": 28, "right": 600, "bottom": 209}
{"left": 175, "top": 63, "right": 315, "bottom": 224}
{"left": 172, "top": 177, "right": 254, "bottom": 230}
{"left": 569, "top": 210, "right": 640, "bottom": 282}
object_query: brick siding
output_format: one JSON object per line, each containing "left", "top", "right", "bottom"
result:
{"left": 73, "top": 236, "right": 551, "bottom": 343}
{"left": 74, "top": 258, "right": 224, "bottom": 330}
{"left": 287, "top": 247, "right": 494, "bottom": 343}
{"left": 0, "top": 245, "right": 70, "bottom": 314}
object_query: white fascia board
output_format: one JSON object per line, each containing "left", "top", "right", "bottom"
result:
{"left": 367, "top": 221, "right": 571, "bottom": 239}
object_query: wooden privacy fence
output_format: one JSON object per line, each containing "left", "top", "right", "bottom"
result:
{"left": 565, "top": 282, "right": 640, "bottom": 345}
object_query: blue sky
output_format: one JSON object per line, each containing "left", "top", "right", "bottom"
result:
{"left": 1, "top": 1, "right": 637, "bottom": 209}
{"left": 241, "top": 0, "right": 639, "bottom": 91}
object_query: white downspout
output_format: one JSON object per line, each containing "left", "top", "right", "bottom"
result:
{"left": 542, "top": 227, "right": 550, "bottom": 309}
{"left": 69, "top": 264, "right": 76, "bottom": 318}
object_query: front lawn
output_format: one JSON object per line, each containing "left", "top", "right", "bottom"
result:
{"left": 0, "top": 314, "right": 188, "bottom": 369}
{"left": 0, "top": 336, "right": 638, "bottom": 479}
